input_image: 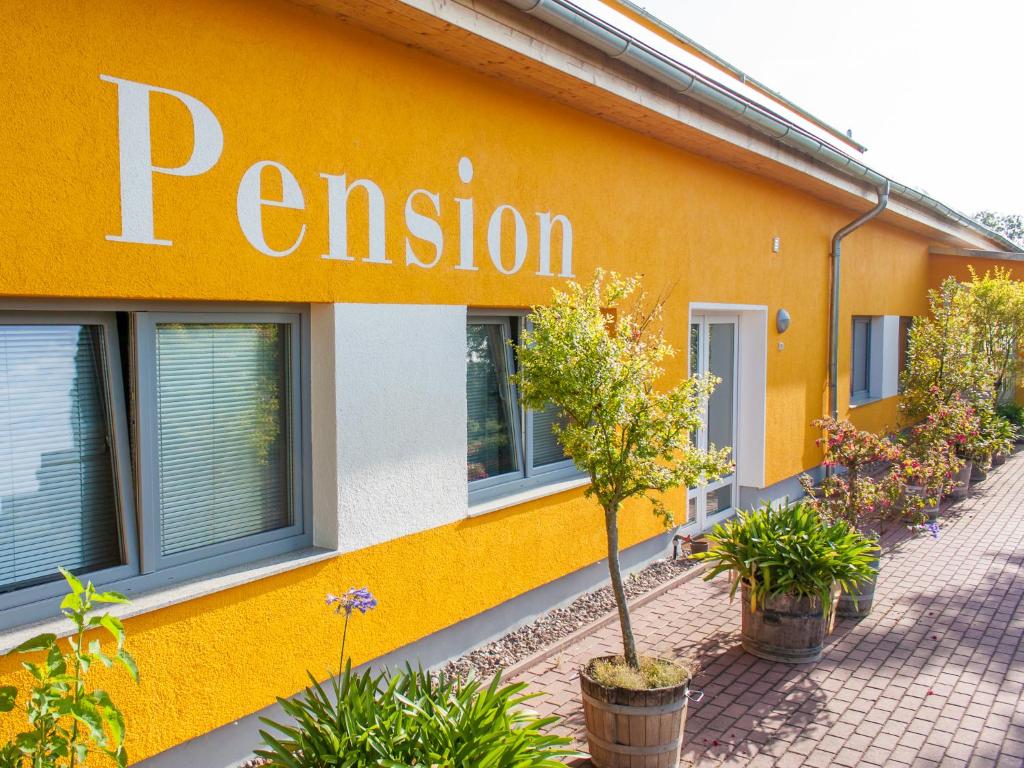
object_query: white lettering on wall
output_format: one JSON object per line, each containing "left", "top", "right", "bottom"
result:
{"left": 237, "top": 161, "right": 307, "bottom": 257}
{"left": 487, "top": 205, "right": 528, "bottom": 275}
{"left": 404, "top": 189, "right": 443, "bottom": 269}
{"left": 101, "top": 75, "right": 223, "bottom": 247}
{"left": 102, "top": 79, "right": 575, "bottom": 276}
{"left": 536, "top": 212, "right": 574, "bottom": 278}
{"left": 321, "top": 174, "right": 389, "bottom": 264}
{"left": 454, "top": 157, "right": 477, "bottom": 272}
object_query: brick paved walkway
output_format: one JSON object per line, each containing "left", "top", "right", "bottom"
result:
{"left": 513, "top": 452, "right": 1024, "bottom": 767}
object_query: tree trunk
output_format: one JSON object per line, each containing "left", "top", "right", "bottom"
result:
{"left": 604, "top": 501, "right": 640, "bottom": 669}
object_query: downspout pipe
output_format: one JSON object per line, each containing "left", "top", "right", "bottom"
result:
{"left": 828, "top": 181, "right": 890, "bottom": 422}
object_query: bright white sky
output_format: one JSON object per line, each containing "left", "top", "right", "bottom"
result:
{"left": 631, "top": 0, "right": 1023, "bottom": 216}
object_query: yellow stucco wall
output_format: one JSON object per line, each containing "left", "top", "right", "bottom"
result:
{"left": 0, "top": 0, "right": 966, "bottom": 760}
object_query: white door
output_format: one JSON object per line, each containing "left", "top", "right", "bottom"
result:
{"left": 687, "top": 314, "right": 739, "bottom": 530}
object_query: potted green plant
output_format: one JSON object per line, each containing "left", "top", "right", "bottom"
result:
{"left": 512, "top": 271, "right": 731, "bottom": 768}
{"left": 693, "top": 502, "right": 878, "bottom": 663}
{"left": 800, "top": 417, "right": 904, "bottom": 619}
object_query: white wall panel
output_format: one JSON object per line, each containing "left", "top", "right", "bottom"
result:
{"left": 311, "top": 303, "right": 468, "bottom": 553}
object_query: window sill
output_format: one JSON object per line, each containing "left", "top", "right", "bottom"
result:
{"left": 0, "top": 546, "right": 338, "bottom": 654}
{"left": 849, "top": 396, "right": 882, "bottom": 408}
{"left": 468, "top": 473, "right": 591, "bottom": 518}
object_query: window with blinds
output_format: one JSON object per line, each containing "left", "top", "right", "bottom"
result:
{"left": 467, "top": 315, "right": 578, "bottom": 500}
{"left": 153, "top": 322, "right": 292, "bottom": 557}
{"left": 0, "top": 324, "right": 121, "bottom": 593}
{"left": 530, "top": 403, "right": 571, "bottom": 469}
{"left": 851, "top": 316, "right": 872, "bottom": 400}
{"left": 0, "top": 309, "right": 308, "bottom": 626}
{"left": 467, "top": 320, "right": 520, "bottom": 484}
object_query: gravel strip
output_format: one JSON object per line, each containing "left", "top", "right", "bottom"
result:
{"left": 438, "top": 554, "right": 697, "bottom": 681}
{"left": 239, "top": 553, "right": 697, "bottom": 766}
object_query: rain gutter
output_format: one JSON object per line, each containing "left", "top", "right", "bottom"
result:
{"left": 501, "top": 0, "right": 1020, "bottom": 252}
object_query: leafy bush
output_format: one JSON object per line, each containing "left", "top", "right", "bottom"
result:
{"left": 973, "top": 406, "right": 1017, "bottom": 461}
{"left": 256, "top": 664, "right": 578, "bottom": 767}
{"left": 997, "top": 402, "right": 1024, "bottom": 429}
{"left": 692, "top": 502, "right": 878, "bottom": 616}
{"left": 0, "top": 569, "right": 138, "bottom": 768}
{"left": 899, "top": 277, "right": 993, "bottom": 423}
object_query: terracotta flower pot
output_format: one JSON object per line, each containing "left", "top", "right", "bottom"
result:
{"left": 689, "top": 537, "right": 710, "bottom": 555}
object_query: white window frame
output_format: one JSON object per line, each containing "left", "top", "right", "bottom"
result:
{"left": 467, "top": 313, "right": 582, "bottom": 506}
{"left": 0, "top": 303, "right": 312, "bottom": 630}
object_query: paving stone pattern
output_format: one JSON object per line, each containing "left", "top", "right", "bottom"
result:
{"left": 513, "top": 453, "right": 1024, "bottom": 767}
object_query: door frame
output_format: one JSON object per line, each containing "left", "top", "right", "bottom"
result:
{"left": 687, "top": 312, "right": 739, "bottom": 531}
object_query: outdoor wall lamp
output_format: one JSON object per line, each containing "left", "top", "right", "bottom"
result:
{"left": 776, "top": 308, "right": 791, "bottom": 334}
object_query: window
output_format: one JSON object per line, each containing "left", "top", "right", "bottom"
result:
{"left": 0, "top": 308, "right": 308, "bottom": 625}
{"left": 851, "top": 316, "right": 872, "bottom": 402}
{"left": 466, "top": 315, "right": 576, "bottom": 502}
{"left": 898, "top": 316, "right": 914, "bottom": 389}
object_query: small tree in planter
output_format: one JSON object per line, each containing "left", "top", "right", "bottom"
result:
{"left": 512, "top": 271, "right": 731, "bottom": 767}
{"left": 800, "top": 418, "right": 907, "bottom": 619}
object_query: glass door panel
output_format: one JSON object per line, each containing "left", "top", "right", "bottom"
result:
{"left": 689, "top": 315, "right": 738, "bottom": 530}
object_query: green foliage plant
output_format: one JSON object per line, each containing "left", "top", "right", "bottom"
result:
{"left": 257, "top": 664, "right": 577, "bottom": 768}
{"left": 996, "top": 402, "right": 1024, "bottom": 430}
{"left": 964, "top": 266, "right": 1024, "bottom": 399}
{"left": 899, "top": 276, "right": 994, "bottom": 424}
{"left": 0, "top": 569, "right": 138, "bottom": 768}
{"left": 257, "top": 588, "right": 578, "bottom": 767}
{"left": 510, "top": 270, "right": 732, "bottom": 672}
{"left": 692, "top": 502, "right": 878, "bottom": 619}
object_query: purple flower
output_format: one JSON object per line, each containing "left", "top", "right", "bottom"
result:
{"left": 925, "top": 521, "right": 941, "bottom": 539}
{"left": 326, "top": 586, "right": 378, "bottom": 616}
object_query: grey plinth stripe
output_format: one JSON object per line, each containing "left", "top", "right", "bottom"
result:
{"left": 136, "top": 529, "right": 679, "bottom": 768}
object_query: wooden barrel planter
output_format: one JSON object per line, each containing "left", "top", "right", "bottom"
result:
{"left": 580, "top": 658, "right": 693, "bottom": 768}
{"left": 740, "top": 583, "right": 829, "bottom": 664}
{"left": 951, "top": 460, "right": 972, "bottom": 499}
{"left": 837, "top": 560, "right": 879, "bottom": 620}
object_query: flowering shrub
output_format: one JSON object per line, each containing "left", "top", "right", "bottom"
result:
{"left": 800, "top": 417, "right": 905, "bottom": 532}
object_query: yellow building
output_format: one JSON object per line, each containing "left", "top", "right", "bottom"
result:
{"left": 0, "top": 0, "right": 1018, "bottom": 763}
